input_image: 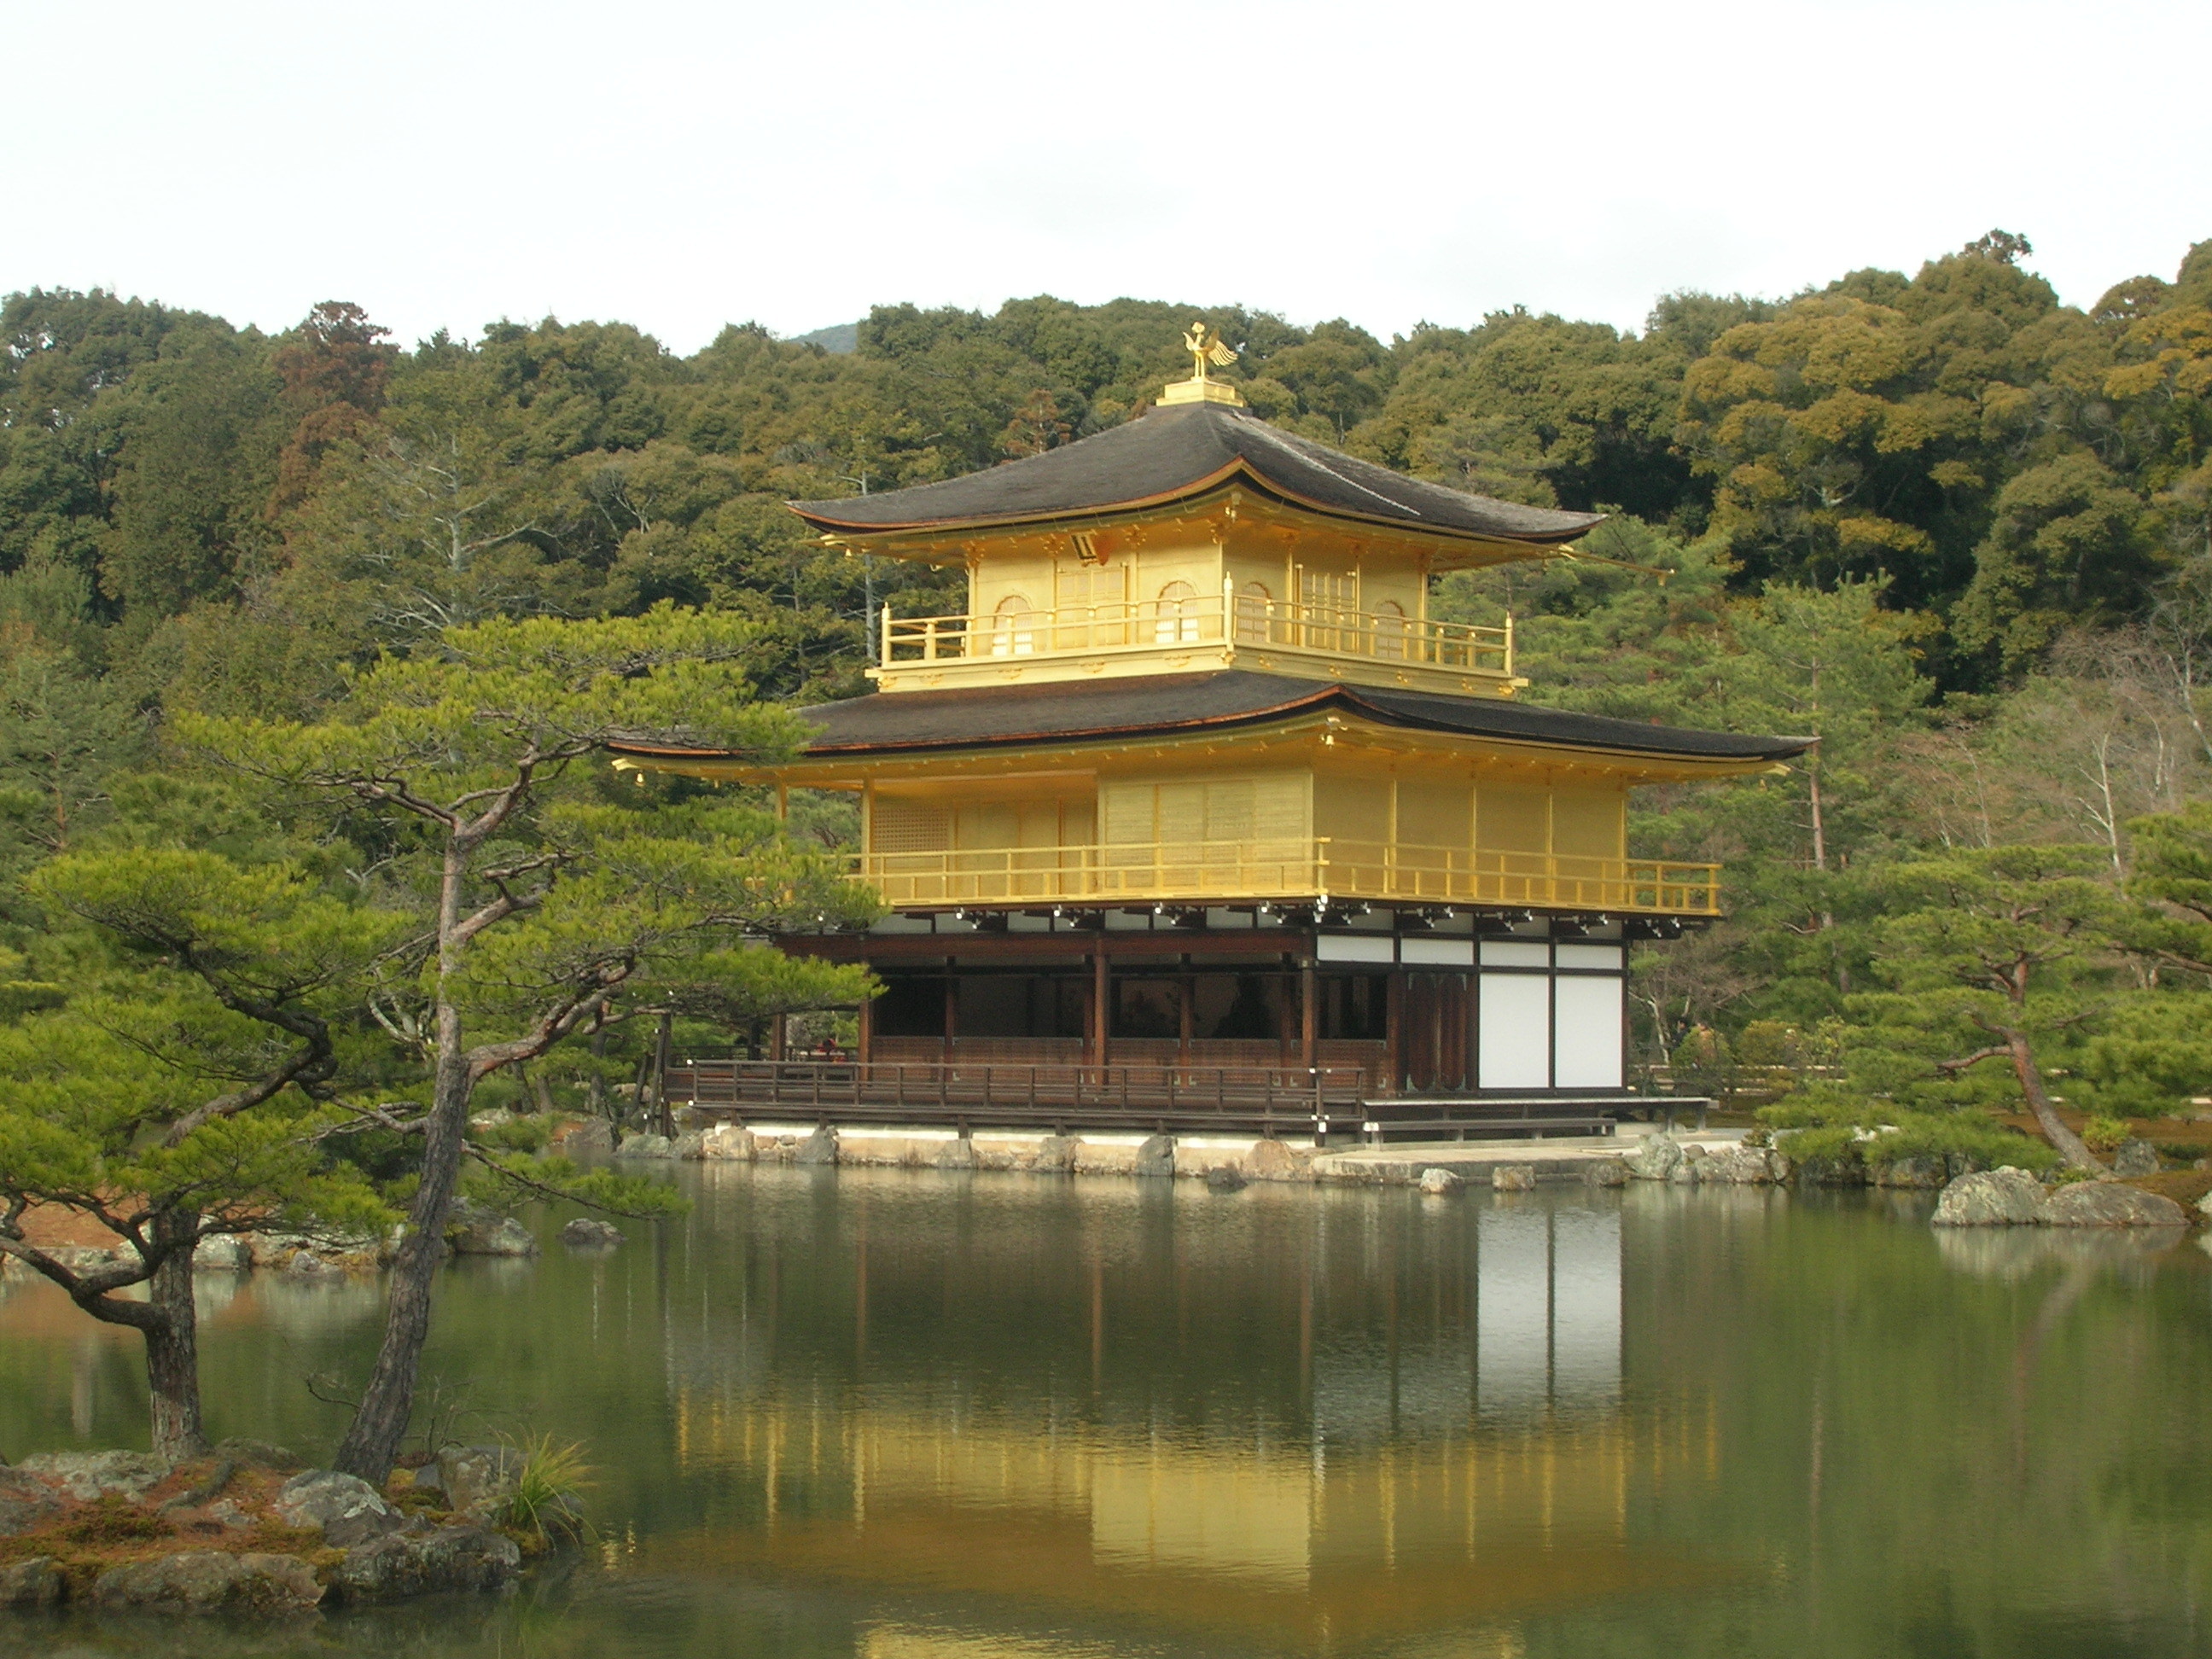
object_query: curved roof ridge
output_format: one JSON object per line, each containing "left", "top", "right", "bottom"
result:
{"left": 1227, "top": 416, "right": 1428, "bottom": 518}
{"left": 787, "top": 403, "right": 1601, "bottom": 545}
{"left": 609, "top": 672, "right": 1814, "bottom": 767}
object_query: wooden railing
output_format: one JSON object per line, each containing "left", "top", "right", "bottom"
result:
{"left": 880, "top": 587, "right": 1513, "bottom": 676}
{"left": 663, "top": 1058, "right": 1371, "bottom": 1132}
{"left": 850, "top": 838, "right": 1720, "bottom": 916}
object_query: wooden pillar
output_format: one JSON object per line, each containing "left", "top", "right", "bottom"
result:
{"left": 770, "top": 1012, "right": 788, "bottom": 1062}
{"left": 1470, "top": 966, "right": 1486, "bottom": 1092}
{"left": 942, "top": 972, "right": 957, "bottom": 1063}
{"left": 1384, "top": 972, "right": 1405, "bottom": 1097}
{"left": 1300, "top": 959, "right": 1318, "bottom": 1071}
{"left": 1433, "top": 973, "right": 1451, "bottom": 1092}
{"left": 1091, "top": 948, "right": 1111, "bottom": 1070}
{"left": 857, "top": 993, "right": 874, "bottom": 1068}
{"left": 654, "top": 1011, "right": 674, "bottom": 1138}
{"left": 1178, "top": 969, "right": 1194, "bottom": 1068}
{"left": 1447, "top": 974, "right": 1470, "bottom": 1091}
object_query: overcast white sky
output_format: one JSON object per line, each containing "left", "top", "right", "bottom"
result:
{"left": 8, "top": 0, "right": 2207, "bottom": 352}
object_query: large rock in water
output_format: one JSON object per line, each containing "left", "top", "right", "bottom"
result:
{"left": 332, "top": 1524, "right": 521, "bottom": 1599}
{"left": 1132, "top": 1134, "right": 1177, "bottom": 1179}
{"left": 16, "top": 1448, "right": 171, "bottom": 1501}
{"left": 2043, "top": 1182, "right": 2189, "bottom": 1227}
{"left": 436, "top": 1443, "right": 525, "bottom": 1518}
{"left": 91, "top": 1551, "right": 323, "bottom": 1612}
{"left": 2111, "top": 1138, "right": 2161, "bottom": 1178}
{"left": 1248, "top": 1138, "right": 1302, "bottom": 1180}
{"left": 1586, "top": 1159, "right": 1631, "bottom": 1188}
{"left": 271, "top": 1469, "right": 405, "bottom": 1546}
{"left": 1624, "top": 1133, "right": 1682, "bottom": 1180}
{"left": 697, "top": 1124, "right": 754, "bottom": 1161}
{"left": 1932, "top": 1167, "right": 2049, "bottom": 1226}
{"left": 1491, "top": 1165, "right": 1535, "bottom": 1191}
{"left": 0, "top": 1469, "right": 62, "bottom": 1537}
{"left": 448, "top": 1200, "right": 538, "bottom": 1257}
{"left": 214, "top": 1436, "right": 304, "bottom": 1473}
{"left": 613, "top": 1132, "right": 675, "bottom": 1161}
{"left": 563, "top": 1118, "right": 615, "bottom": 1155}
{"left": 1870, "top": 1154, "right": 1951, "bottom": 1189}
{"left": 795, "top": 1125, "right": 840, "bottom": 1166}
{"left": 934, "top": 1136, "right": 980, "bottom": 1170}
{"left": 1033, "top": 1133, "right": 1081, "bottom": 1173}
{"left": 560, "top": 1217, "right": 625, "bottom": 1249}
{"left": 1705, "top": 1145, "right": 1786, "bottom": 1185}
{"left": 0, "top": 1557, "right": 61, "bottom": 1607}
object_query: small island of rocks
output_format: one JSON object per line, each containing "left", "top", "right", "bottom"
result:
{"left": 0, "top": 1440, "right": 539, "bottom": 1614}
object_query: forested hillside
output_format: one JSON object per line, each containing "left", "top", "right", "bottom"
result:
{"left": 3, "top": 230, "right": 2210, "bottom": 1127}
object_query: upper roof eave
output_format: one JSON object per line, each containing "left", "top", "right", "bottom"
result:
{"left": 783, "top": 402, "right": 1604, "bottom": 548}
{"left": 604, "top": 672, "right": 1816, "bottom": 774}
{"left": 789, "top": 457, "right": 1598, "bottom": 550}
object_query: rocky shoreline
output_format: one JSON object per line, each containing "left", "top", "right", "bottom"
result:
{"left": 1931, "top": 1166, "right": 2194, "bottom": 1228}
{"left": 5, "top": 1119, "right": 2194, "bottom": 1302}
{"left": 0, "top": 1442, "right": 532, "bottom": 1615}
{"left": 586, "top": 1120, "right": 2208, "bottom": 1227}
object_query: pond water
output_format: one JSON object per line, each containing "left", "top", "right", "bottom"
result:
{"left": 3, "top": 1168, "right": 2209, "bottom": 1658}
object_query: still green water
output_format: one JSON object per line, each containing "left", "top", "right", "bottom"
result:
{"left": 3, "top": 1169, "right": 2209, "bottom": 1658}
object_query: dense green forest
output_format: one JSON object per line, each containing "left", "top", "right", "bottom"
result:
{"left": 3, "top": 228, "right": 2211, "bottom": 1150}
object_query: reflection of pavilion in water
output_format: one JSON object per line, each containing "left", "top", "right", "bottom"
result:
{"left": 649, "top": 1202, "right": 1723, "bottom": 1649}
{"left": 1315, "top": 1205, "right": 1623, "bottom": 1443}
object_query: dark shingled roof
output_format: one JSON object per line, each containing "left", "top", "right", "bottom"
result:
{"left": 612, "top": 672, "right": 1813, "bottom": 765}
{"left": 789, "top": 402, "right": 1604, "bottom": 544}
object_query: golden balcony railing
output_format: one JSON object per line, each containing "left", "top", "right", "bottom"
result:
{"left": 879, "top": 588, "right": 1513, "bottom": 677}
{"left": 851, "top": 839, "right": 1720, "bottom": 916}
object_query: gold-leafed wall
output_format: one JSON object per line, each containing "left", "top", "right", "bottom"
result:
{"left": 864, "top": 765, "right": 1623, "bottom": 865}
{"left": 1100, "top": 773, "right": 1310, "bottom": 848}
{"left": 1548, "top": 783, "right": 1627, "bottom": 860}
{"left": 1396, "top": 777, "right": 1474, "bottom": 851}
{"left": 1478, "top": 783, "right": 1550, "bottom": 856}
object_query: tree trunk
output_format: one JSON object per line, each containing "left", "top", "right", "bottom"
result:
{"left": 520, "top": 1059, "right": 557, "bottom": 1115}
{"left": 1807, "top": 755, "right": 1827, "bottom": 874}
{"left": 47, "top": 1213, "right": 210, "bottom": 1460}
{"left": 586, "top": 1026, "right": 610, "bottom": 1123}
{"left": 333, "top": 1033, "right": 473, "bottom": 1482}
{"left": 2007, "top": 1029, "right": 2104, "bottom": 1172}
{"left": 145, "top": 1208, "right": 210, "bottom": 1459}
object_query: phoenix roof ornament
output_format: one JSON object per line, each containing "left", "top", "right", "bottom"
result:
{"left": 1159, "top": 321, "right": 1247, "bottom": 408}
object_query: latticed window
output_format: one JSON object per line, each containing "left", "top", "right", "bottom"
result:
{"left": 1234, "top": 581, "right": 1272, "bottom": 643}
{"left": 870, "top": 797, "right": 951, "bottom": 854}
{"left": 1054, "top": 563, "right": 1124, "bottom": 649}
{"left": 989, "top": 594, "right": 1035, "bottom": 656}
{"left": 1153, "top": 580, "right": 1199, "bottom": 643}
{"left": 1300, "top": 568, "right": 1356, "bottom": 651}
{"left": 1372, "top": 599, "right": 1407, "bottom": 659}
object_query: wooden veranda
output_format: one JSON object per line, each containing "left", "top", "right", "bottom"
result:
{"left": 656, "top": 1058, "right": 1685, "bottom": 1144}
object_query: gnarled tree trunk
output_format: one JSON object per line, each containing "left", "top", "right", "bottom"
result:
{"left": 332, "top": 1033, "right": 473, "bottom": 1482}
{"left": 29, "top": 1208, "right": 212, "bottom": 1462}
{"left": 2008, "top": 1030, "right": 2104, "bottom": 1172}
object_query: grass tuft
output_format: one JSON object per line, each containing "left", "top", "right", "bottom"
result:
{"left": 497, "top": 1433, "right": 595, "bottom": 1546}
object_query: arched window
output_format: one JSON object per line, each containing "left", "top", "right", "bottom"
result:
{"left": 1154, "top": 580, "right": 1199, "bottom": 644}
{"left": 1234, "top": 581, "right": 1272, "bottom": 643}
{"left": 1371, "top": 599, "right": 1407, "bottom": 660}
{"left": 990, "top": 593, "right": 1035, "bottom": 656}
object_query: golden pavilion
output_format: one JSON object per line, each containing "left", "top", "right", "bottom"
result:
{"left": 615, "top": 329, "right": 1808, "bottom": 1131}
